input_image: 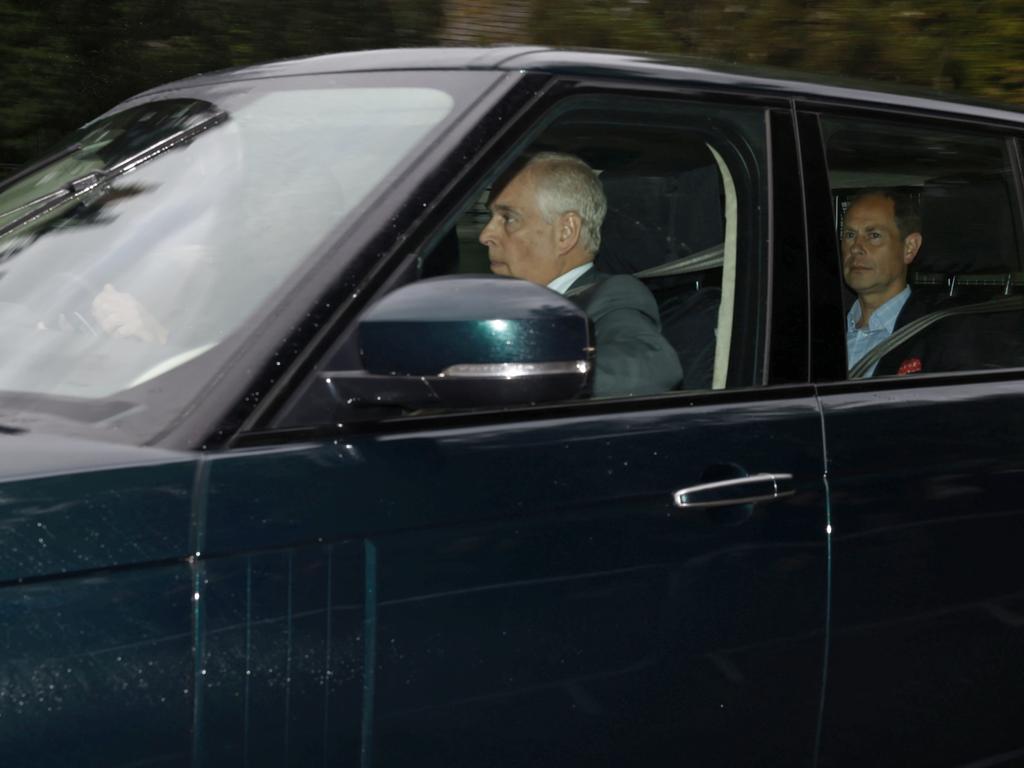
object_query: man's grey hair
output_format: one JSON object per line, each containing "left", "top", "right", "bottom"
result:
{"left": 523, "top": 152, "right": 607, "bottom": 255}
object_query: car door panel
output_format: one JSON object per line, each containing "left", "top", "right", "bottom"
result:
{"left": 203, "top": 391, "right": 828, "bottom": 765}
{"left": 194, "top": 544, "right": 365, "bottom": 766}
{"left": 818, "top": 379, "right": 1024, "bottom": 766}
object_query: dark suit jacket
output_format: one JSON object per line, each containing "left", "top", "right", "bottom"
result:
{"left": 565, "top": 268, "right": 683, "bottom": 396}
{"left": 875, "top": 289, "right": 1023, "bottom": 376}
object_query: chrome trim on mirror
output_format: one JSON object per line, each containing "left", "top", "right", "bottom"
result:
{"left": 439, "top": 360, "right": 589, "bottom": 379}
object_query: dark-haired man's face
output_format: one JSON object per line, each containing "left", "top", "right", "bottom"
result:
{"left": 841, "top": 193, "right": 922, "bottom": 311}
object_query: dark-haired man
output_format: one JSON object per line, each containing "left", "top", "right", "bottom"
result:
{"left": 842, "top": 189, "right": 925, "bottom": 376}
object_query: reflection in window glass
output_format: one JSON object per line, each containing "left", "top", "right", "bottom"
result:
{"left": 0, "top": 85, "right": 456, "bottom": 399}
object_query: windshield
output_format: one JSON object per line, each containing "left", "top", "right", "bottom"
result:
{"left": 0, "top": 71, "right": 487, "bottom": 436}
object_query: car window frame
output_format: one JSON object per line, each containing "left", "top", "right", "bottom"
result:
{"left": 432, "top": 89, "right": 771, "bottom": 393}
{"left": 796, "top": 100, "right": 1024, "bottom": 390}
{"left": 236, "top": 78, "right": 813, "bottom": 448}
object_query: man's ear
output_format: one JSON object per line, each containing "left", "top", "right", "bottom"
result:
{"left": 556, "top": 211, "right": 582, "bottom": 255}
{"left": 903, "top": 232, "right": 923, "bottom": 264}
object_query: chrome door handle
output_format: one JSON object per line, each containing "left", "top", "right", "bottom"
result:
{"left": 673, "top": 473, "right": 794, "bottom": 509}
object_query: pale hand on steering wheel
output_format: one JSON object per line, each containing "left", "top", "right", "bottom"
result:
{"left": 91, "top": 283, "right": 168, "bottom": 344}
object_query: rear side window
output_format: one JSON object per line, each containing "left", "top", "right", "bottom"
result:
{"left": 823, "top": 116, "right": 1024, "bottom": 378}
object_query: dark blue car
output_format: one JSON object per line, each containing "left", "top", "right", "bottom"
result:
{"left": 1, "top": 47, "right": 1023, "bottom": 767}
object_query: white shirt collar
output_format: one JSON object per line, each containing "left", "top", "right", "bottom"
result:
{"left": 546, "top": 262, "right": 594, "bottom": 295}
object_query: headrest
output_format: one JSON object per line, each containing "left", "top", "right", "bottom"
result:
{"left": 915, "top": 173, "right": 1019, "bottom": 275}
{"left": 597, "top": 163, "right": 723, "bottom": 275}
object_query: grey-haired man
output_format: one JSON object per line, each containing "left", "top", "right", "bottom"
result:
{"left": 479, "top": 152, "right": 681, "bottom": 396}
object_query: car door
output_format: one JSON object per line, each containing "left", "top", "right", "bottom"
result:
{"left": 194, "top": 82, "right": 831, "bottom": 766}
{"left": 200, "top": 390, "right": 826, "bottom": 767}
{"left": 801, "top": 106, "right": 1024, "bottom": 766}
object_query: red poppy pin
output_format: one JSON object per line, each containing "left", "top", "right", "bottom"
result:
{"left": 897, "top": 357, "right": 923, "bottom": 375}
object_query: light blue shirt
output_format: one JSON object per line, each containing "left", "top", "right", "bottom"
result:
{"left": 846, "top": 285, "right": 911, "bottom": 376}
{"left": 547, "top": 263, "right": 593, "bottom": 295}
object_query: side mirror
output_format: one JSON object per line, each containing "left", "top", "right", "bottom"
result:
{"left": 323, "top": 276, "right": 593, "bottom": 408}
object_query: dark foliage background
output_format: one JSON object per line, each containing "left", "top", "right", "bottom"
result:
{"left": 0, "top": 0, "right": 444, "bottom": 171}
{"left": 3, "top": 0, "right": 1023, "bottom": 174}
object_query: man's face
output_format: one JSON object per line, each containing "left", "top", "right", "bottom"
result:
{"left": 841, "top": 194, "right": 920, "bottom": 304}
{"left": 479, "top": 168, "right": 564, "bottom": 286}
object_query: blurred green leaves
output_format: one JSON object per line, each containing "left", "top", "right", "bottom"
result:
{"left": 0, "top": 0, "right": 442, "bottom": 167}
{"left": 3, "top": 0, "right": 1024, "bottom": 172}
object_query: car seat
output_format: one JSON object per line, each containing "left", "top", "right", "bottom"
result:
{"left": 597, "top": 162, "right": 725, "bottom": 389}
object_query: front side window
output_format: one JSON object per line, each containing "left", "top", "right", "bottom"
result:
{"left": 272, "top": 93, "right": 774, "bottom": 432}
{"left": 0, "top": 71, "right": 494, "bottom": 436}
{"left": 823, "top": 116, "right": 1024, "bottom": 378}
{"left": 419, "top": 97, "right": 768, "bottom": 397}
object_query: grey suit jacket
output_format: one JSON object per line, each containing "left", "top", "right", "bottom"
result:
{"left": 565, "top": 268, "right": 683, "bottom": 396}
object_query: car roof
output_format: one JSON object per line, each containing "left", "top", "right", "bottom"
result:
{"left": 137, "top": 46, "right": 1024, "bottom": 128}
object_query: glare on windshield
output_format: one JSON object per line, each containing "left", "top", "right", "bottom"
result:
{"left": 0, "top": 84, "right": 456, "bottom": 401}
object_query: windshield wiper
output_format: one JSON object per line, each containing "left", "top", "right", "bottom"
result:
{"left": 0, "top": 108, "right": 229, "bottom": 239}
